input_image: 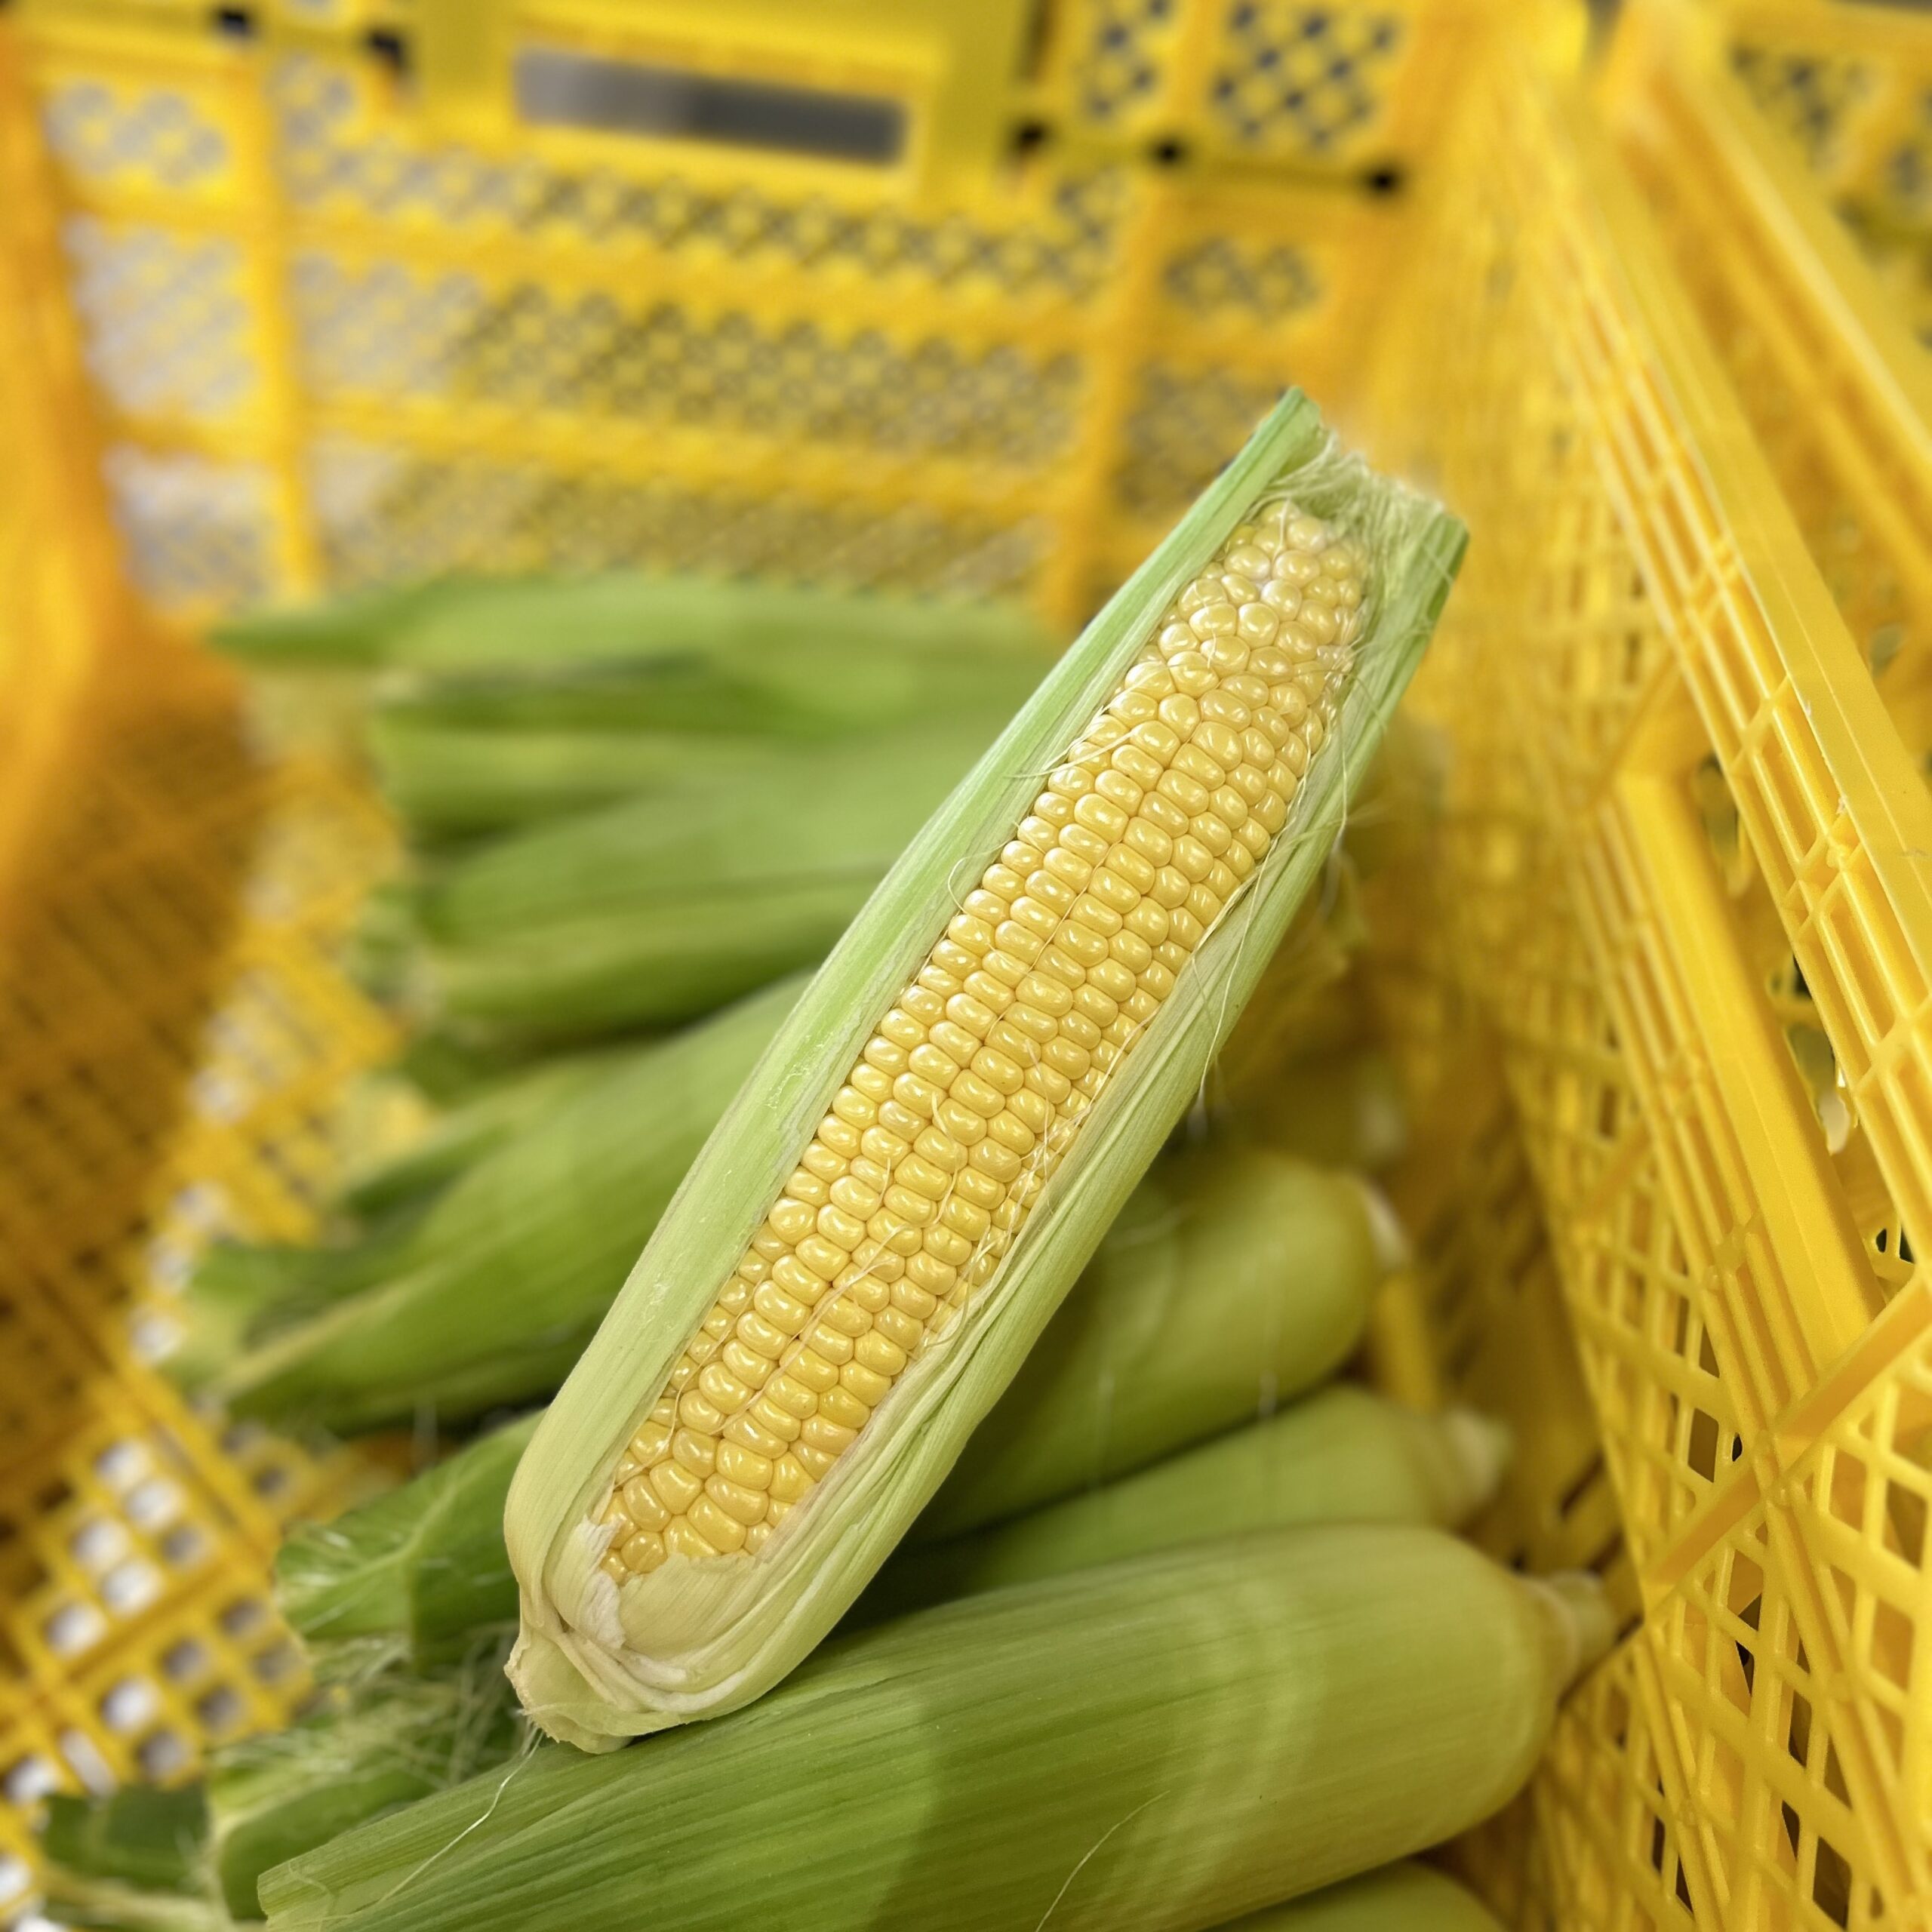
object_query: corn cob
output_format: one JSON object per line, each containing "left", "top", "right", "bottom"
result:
{"left": 189, "top": 979, "right": 798, "bottom": 1431}
{"left": 918, "top": 1143, "right": 1390, "bottom": 1537}
{"left": 501, "top": 396, "right": 1463, "bottom": 1746}
{"left": 1220, "top": 1862, "right": 1503, "bottom": 1930}
{"left": 42, "top": 1653, "right": 521, "bottom": 1930}
{"left": 860, "top": 1385, "right": 1506, "bottom": 1620}
{"left": 275, "top": 1137, "right": 1387, "bottom": 1660}
{"left": 412, "top": 715, "right": 1011, "bottom": 1044}
{"left": 260, "top": 1527, "right": 1603, "bottom": 1932}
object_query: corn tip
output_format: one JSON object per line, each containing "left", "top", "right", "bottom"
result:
{"left": 1350, "top": 1177, "right": 1411, "bottom": 1275}
{"left": 1438, "top": 1407, "right": 1512, "bottom": 1517}
{"left": 1527, "top": 1570, "right": 1617, "bottom": 1687}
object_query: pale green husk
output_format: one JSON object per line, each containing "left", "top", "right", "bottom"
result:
{"left": 261, "top": 1527, "right": 1602, "bottom": 1932}
{"left": 504, "top": 392, "right": 1466, "bottom": 1747}
{"left": 860, "top": 1385, "right": 1509, "bottom": 1620}
{"left": 197, "top": 980, "right": 798, "bottom": 1430}
{"left": 915, "top": 1146, "right": 1386, "bottom": 1537}
{"left": 1220, "top": 1862, "right": 1505, "bottom": 1930}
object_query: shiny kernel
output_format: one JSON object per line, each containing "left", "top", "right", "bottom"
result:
{"left": 705, "top": 1475, "right": 769, "bottom": 1527}
{"left": 620, "top": 1531, "right": 666, "bottom": 1574}
{"left": 770, "top": 1454, "right": 812, "bottom": 1503}
{"left": 688, "top": 1497, "right": 747, "bottom": 1552}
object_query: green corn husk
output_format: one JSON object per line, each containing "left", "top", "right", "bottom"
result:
{"left": 1210, "top": 866, "right": 1371, "bottom": 1100}
{"left": 278, "top": 1417, "right": 539, "bottom": 1666}
{"left": 172, "top": 1053, "right": 625, "bottom": 1390}
{"left": 42, "top": 1655, "right": 523, "bottom": 1931}
{"left": 1217, "top": 1045, "right": 1409, "bottom": 1171}
{"left": 221, "top": 579, "right": 1051, "bottom": 776}
{"left": 368, "top": 629, "right": 1046, "bottom": 838}
{"left": 859, "top": 1385, "right": 1507, "bottom": 1621}
{"left": 503, "top": 394, "right": 1463, "bottom": 1748}
{"left": 918, "top": 1143, "right": 1391, "bottom": 1539}
{"left": 190, "top": 979, "right": 798, "bottom": 1432}
{"left": 1331, "top": 709, "right": 1444, "bottom": 884}
{"left": 361, "top": 717, "right": 770, "bottom": 840}
{"left": 1220, "top": 1862, "right": 1504, "bottom": 1930}
{"left": 214, "top": 575, "right": 1051, "bottom": 678}
{"left": 272, "top": 1139, "right": 1390, "bottom": 1660}
{"left": 331, "top": 1051, "right": 621, "bottom": 1221}
{"left": 411, "top": 715, "right": 1011, "bottom": 1045}
{"left": 260, "top": 1527, "right": 1604, "bottom": 1932}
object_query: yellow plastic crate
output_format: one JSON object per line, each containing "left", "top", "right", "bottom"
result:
{"left": 1698, "top": 0, "right": 1932, "bottom": 352}
{"left": 3, "top": 2, "right": 1929, "bottom": 1930}
{"left": 0, "top": 0, "right": 1520, "bottom": 1921}
{"left": 1363, "top": 13, "right": 1932, "bottom": 1925}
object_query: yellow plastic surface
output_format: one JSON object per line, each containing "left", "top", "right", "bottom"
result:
{"left": 1, "top": 0, "right": 1500, "bottom": 638}
{"left": 1700, "top": 0, "right": 1932, "bottom": 352}
{"left": 0, "top": 649, "right": 400, "bottom": 1922}
{"left": 1364, "top": 25, "right": 1932, "bottom": 1927}
{"left": 0, "top": 1, "right": 1509, "bottom": 1918}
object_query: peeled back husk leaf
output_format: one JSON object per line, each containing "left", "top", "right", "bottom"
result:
{"left": 504, "top": 392, "right": 1465, "bottom": 1747}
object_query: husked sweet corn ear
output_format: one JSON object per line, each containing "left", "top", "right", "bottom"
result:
{"left": 595, "top": 508, "right": 1366, "bottom": 1577}
{"left": 503, "top": 394, "right": 1465, "bottom": 1748}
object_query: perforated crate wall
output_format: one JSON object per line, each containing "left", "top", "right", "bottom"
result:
{"left": 1706, "top": 0, "right": 1932, "bottom": 352}
{"left": 0, "top": 650, "right": 401, "bottom": 1924}
{"left": 1606, "top": 0, "right": 1932, "bottom": 742}
{"left": 5, "top": 0, "right": 1508, "bottom": 637}
{"left": 1364, "top": 42, "right": 1932, "bottom": 1928}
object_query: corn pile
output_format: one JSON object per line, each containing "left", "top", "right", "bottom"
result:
{"left": 41, "top": 395, "right": 1608, "bottom": 1932}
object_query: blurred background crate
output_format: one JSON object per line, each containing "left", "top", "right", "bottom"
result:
{"left": 2, "top": 0, "right": 1931, "bottom": 1927}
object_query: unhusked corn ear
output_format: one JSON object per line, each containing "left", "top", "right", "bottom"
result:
{"left": 261, "top": 1528, "right": 1605, "bottom": 1932}
{"left": 504, "top": 393, "right": 1465, "bottom": 1748}
{"left": 214, "top": 573, "right": 1052, "bottom": 677}
{"left": 860, "top": 1385, "right": 1509, "bottom": 1621}
{"left": 278, "top": 1415, "right": 539, "bottom": 1666}
{"left": 369, "top": 617, "right": 1047, "bottom": 839}
{"left": 1218, "top": 1044, "right": 1408, "bottom": 1171}
{"left": 413, "top": 715, "right": 1008, "bottom": 1044}
{"left": 1217, "top": 1862, "right": 1504, "bottom": 1931}
{"left": 42, "top": 1653, "right": 521, "bottom": 1930}
{"left": 200, "top": 979, "right": 797, "bottom": 1432}
{"left": 918, "top": 1144, "right": 1388, "bottom": 1538}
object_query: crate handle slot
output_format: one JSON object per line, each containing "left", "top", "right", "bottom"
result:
{"left": 512, "top": 45, "right": 908, "bottom": 165}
